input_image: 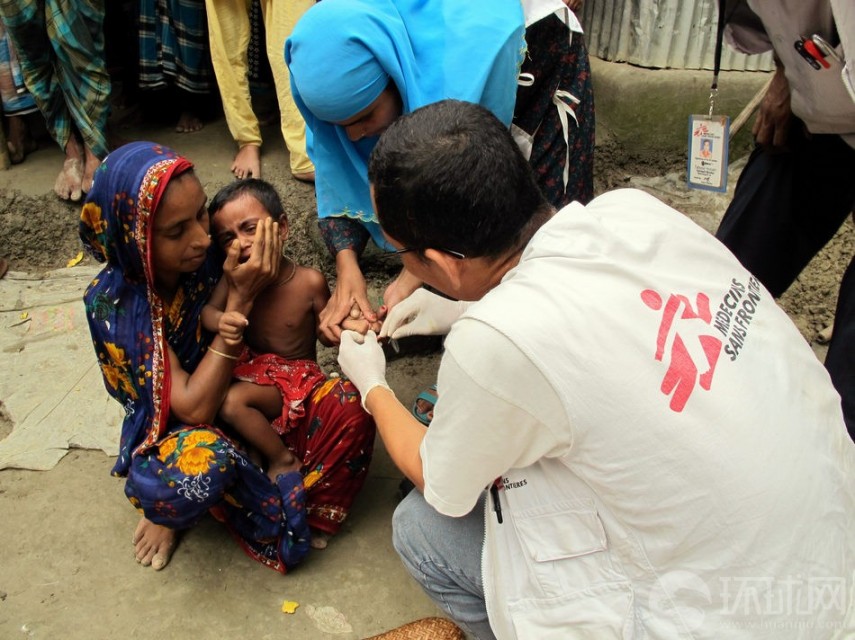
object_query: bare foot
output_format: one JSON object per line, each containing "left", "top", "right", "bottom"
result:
{"left": 292, "top": 170, "right": 315, "bottom": 183}
{"left": 176, "top": 111, "right": 204, "bottom": 133}
{"left": 231, "top": 144, "right": 261, "bottom": 180}
{"left": 310, "top": 528, "right": 330, "bottom": 550}
{"left": 54, "top": 158, "right": 84, "bottom": 201}
{"left": 7, "top": 115, "right": 37, "bottom": 164}
{"left": 82, "top": 146, "right": 102, "bottom": 193}
{"left": 133, "top": 518, "right": 177, "bottom": 570}
{"left": 266, "top": 450, "right": 302, "bottom": 484}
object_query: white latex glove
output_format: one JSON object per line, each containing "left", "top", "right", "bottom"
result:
{"left": 379, "top": 288, "right": 470, "bottom": 340}
{"left": 337, "top": 330, "right": 392, "bottom": 413}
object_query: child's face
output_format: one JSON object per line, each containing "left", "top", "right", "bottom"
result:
{"left": 212, "top": 194, "right": 285, "bottom": 262}
{"left": 151, "top": 172, "right": 211, "bottom": 278}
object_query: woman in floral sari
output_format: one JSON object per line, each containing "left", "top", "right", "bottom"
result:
{"left": 79, "top": 141, "right": 374, "bottom": 573}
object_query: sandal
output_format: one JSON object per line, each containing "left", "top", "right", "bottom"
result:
{"left": 397, "top": 385, "right": 436, "bottom": 500}
{"left": 411, "top": 384, "right": 437, "bottom": 426}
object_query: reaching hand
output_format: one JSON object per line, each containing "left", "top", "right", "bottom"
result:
{"left": 753, "top": 65, "right": 793, "bottom": 150}
{"left": 218, "top": 310, "right": 248, "bottom": 346}
{"left": 381, "top": 267, "right": 424, "bottom": 316}
{"left": 378, "top": 288, "right": 469, "bottom": 341}
{"left": 337, "top": 330, "right": 391, "bottom": 413}
{"left": 319, "top": 252, "right": 377, "bottom": 344}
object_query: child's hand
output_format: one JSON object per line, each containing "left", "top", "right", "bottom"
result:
{"left": 219, "top": 310, "right": 249, "bottom": 346}
{"left": 341, "top": 317, "right": 382, "bottom": 334}
{"left": 341, "top": 304, "right": 382, "bottom": 335}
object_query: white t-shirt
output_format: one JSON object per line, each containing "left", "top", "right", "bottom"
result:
{"left": 420, "top": 189, "right": 854, "bottom": 639}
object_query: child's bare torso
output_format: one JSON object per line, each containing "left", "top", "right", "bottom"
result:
{"left": 244, "top": 265, "right": 324, "bottom": 361}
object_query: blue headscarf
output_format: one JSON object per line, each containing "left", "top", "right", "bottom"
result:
{"left": 79, "top": 142, "right": 221, "bottom": 476}
{"left": 286, "top": 0, "right": 525, "bottom": 249}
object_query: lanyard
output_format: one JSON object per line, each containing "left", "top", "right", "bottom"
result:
{"left": 709, "top": 0, "right": 727, "bottom": 117}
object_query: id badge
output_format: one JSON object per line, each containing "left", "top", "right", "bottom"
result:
{"left": 687, "top": 114, "right": 729, "bottom": 192}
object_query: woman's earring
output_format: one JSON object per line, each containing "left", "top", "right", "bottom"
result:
{"left": 282, "top": 243, "right": 288, "bottom": 258}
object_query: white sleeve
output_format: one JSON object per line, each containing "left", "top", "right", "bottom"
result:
{"left": 723, "top": 0, "right": 772, "bottom": 55}
{"left": 420, "top": 318, "right": 571, "bottom": 517}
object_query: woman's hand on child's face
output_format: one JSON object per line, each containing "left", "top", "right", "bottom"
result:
{"left": 223, "top": 218, "right": 281, "bottom": 306}
{"left": 218, "top": 310, "right": 249, "bottom": 346}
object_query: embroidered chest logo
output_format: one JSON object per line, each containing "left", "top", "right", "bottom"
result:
{"left": 641, "top": 289, "right": 723, "bottom": 412}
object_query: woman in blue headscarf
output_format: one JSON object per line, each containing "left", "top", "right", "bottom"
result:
{"left": 285, "top": 0, "right": 525, "bottom": 344}
{"left": 79, "top": 141, "right": 313, "bottom": 573}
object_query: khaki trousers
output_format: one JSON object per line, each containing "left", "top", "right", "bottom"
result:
{"left": 205, "top": 0, "right": 314, "bottom": 174}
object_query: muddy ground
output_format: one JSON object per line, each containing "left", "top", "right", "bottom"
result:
{"left": 1, "top": 137, "right": 849, "bottom": 349}
{"left": 0, "top": 114, "right": 851, "bottom": 639}
{"left": 0, "top": 117, "right": 451, "bottom": 640}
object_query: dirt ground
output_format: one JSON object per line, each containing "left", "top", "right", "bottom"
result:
{"left": 1, "top": 133, "right": 850, "bottom": 348}
{"left": 0, "top": 115, "right": 448, "bottom": 639}
{"left": 0, "top": 110, "right": 851, "bottom": 639}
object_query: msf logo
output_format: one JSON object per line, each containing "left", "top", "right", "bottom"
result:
{"left": 641, "top": 289, "right": 723, "bottom": 412}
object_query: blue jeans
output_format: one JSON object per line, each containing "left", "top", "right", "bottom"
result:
{"left": 392, "top": 491, "right": 497, "bottom": 640}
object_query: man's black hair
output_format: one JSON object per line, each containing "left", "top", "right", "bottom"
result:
{"left": 208, "top": 178, "right": 287, "bottom": 221}
{"left": 368, "top": 99, "right": 549, "bottom": 259}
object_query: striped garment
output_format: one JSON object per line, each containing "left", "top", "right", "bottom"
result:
{"left": 0, "top": 0, "right": 110, "bottom": 157}
{"left": 138, "top": 0, "right": 214, "bottom": 94}
{"left": 0, "top": 20, "right": 37, "bottom": 115}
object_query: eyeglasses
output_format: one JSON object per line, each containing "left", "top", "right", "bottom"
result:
{"left": 390, "top": 246, "right": 466, "bottom": 260}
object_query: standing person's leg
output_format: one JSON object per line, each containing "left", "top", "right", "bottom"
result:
{"left": 715, "top": 133, "right": 855, "bottom": 297}
{"left": 139, "top": 0, "right": 213, "bottom": 133}
{"left": 205, "top": 0, "right": 262, "bottom": 178}
{"left": 260, "top": 0, "right": 313, "bottom": 180}
{"left": 825, "top": 254, "right": 855, "bottom": 441}
{"left": 0, "top": 0, "right": 64, "bottom": 139}
{"left": 513, "top": 15, "right": 594, "bottom": 209}
{"left": 393, "top": 491, "right": 497, "bottom": 640}
{"left": 46, "top": 0, "right": 111, "bottom": 191}
{"left": 167, "top": 0, "right": 215, "bottom": 133}
{"left": 558, "top": 31, "right": 594, "bottom": 205}
{"left": 0, "top": 0, "right": 83, "bottom": 199}
{"left": 0, "top": 21, "right": 37, "bottom": 163}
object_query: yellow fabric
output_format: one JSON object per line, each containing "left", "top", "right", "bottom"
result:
{"left": 205, "top": 0, "right": 314, "bottom": 174}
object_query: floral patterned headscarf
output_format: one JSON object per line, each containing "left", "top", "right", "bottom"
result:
{"left": 79, "top": 142, "right": 222, "bottom": 476}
